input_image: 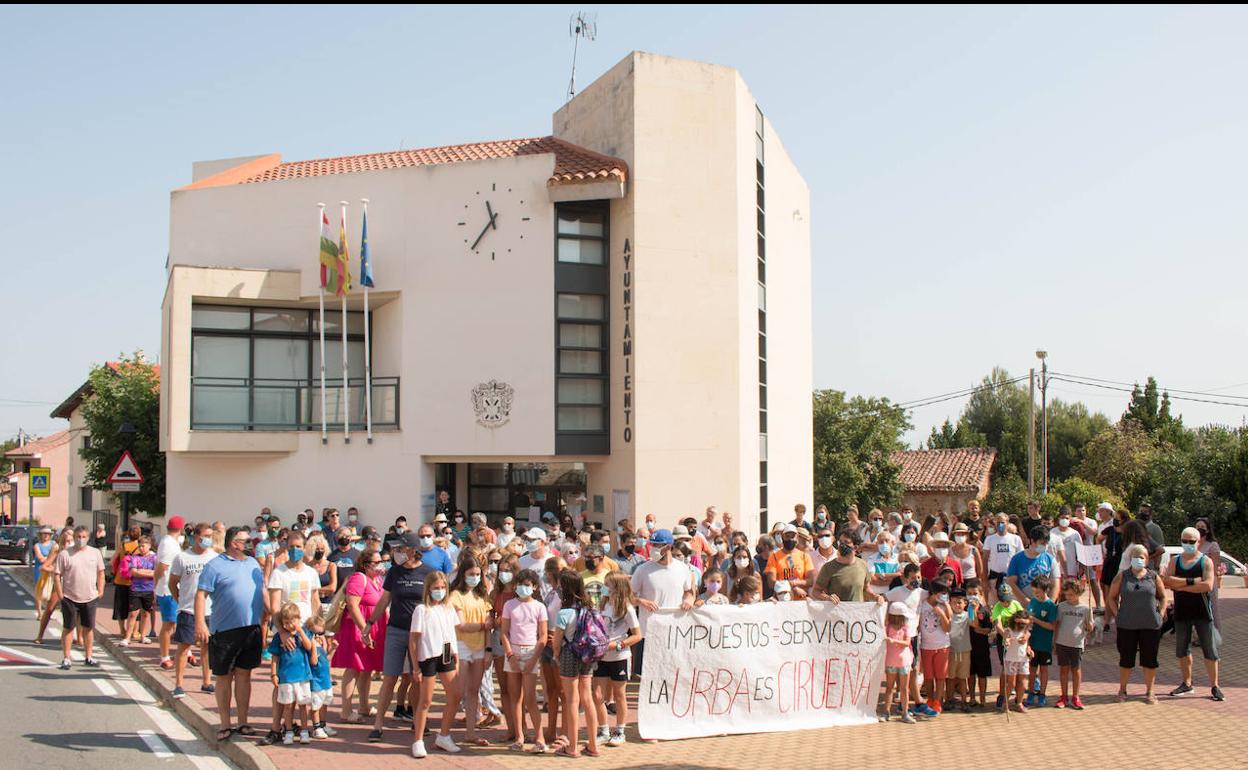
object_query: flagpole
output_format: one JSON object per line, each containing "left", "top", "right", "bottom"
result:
{"left": 340, "top": 200, "right": 351, "bottom": 445}
{"left": 317, "top": 203, "right": 328, "bottom": 445}
{"left": 361, "top": 197, "right": 374, "bottom": 445}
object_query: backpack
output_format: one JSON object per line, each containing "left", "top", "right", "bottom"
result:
{"left": 568, "top": 603, "right": 610, "bottom": 664}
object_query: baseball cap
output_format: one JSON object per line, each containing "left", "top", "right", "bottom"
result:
{"left": 542, "top": 511, "right": 558, "bottom": 522}
{"left": 525, "top": 527, "right": 548, "bottom": 541}
{"left": 887, "top": 601, "right": 914, "bottom": 618}
{"left": 774, "top": 580, "right": 792, "bottom": 594}
{"left": 168, "top": 515, "right": 185, "bottom": 530}
{"left": 649, "top": 528, "right": 674, "bottom": 546}
{"left": 397, "top": 532, "right": 420, "bottom": 550}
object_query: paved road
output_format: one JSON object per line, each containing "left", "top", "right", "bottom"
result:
{"left": 0, "top": 563, "right": 236, "bottom": 770}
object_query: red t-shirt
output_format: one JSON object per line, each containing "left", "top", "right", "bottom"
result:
{"left": 920, "top": 555, "right": 964, "bottom": 586}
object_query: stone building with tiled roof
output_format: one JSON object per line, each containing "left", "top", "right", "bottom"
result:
{"left": 891, "top": 447, "right": 997, "bottom": 516}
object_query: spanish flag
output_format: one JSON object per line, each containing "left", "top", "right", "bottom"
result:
{"left": 319, "top": 209, "right": 351, "bottom": 297}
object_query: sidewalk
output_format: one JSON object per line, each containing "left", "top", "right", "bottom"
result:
{"left": 78, "top": 575, "right": 1248, "bottom": 770}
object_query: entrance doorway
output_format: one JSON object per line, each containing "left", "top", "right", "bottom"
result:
{"left": 466, "top": 462, "right": 587, "bottom": 527}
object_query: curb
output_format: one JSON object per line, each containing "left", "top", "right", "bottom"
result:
{"left": 12, "top": 566, "right": 276, "bottom": 770}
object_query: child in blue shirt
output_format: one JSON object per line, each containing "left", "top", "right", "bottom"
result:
{"left": 262, "top": 603, "right": 316, "bottom": 746}
{"left": 1025, "top": 575, "right": 1058, "bottom": 707}
{"left": 305, "top": 613, "right": 337, "bottom": 739}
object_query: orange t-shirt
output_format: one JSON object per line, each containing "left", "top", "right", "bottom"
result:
{"left": 765, "top": 549, "right": 813, "bottom": 583}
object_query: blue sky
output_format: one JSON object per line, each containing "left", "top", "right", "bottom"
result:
{"left": 3, "top": 5, "right": 1247, "bottom": 444}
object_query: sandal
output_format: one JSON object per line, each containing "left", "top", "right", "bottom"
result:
{"left": 465, "top": 737, "right": 491, "bottom": 747}
{"left": 554, "top": 744, "right": 579, "bottom": 758}
{"left": 216, "top": 727, "right": 236, "bottom": 742}
{"left": 508, "top": 741, "right": 525, "bottom": 752}
{"left": 530, "top": 741, "right": 548, "bottom": 754}
{"left": 341, "top": 712, "right": 367, "bottom": 724}
{"left": 236, "top": 725, "right": 257, "bottom": 737}
{"left": 583, "top": 743, "right": 600, "bottom": 758}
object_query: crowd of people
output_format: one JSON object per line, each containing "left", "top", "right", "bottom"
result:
{"left": 38, "top": 497, "right": 1228, "bottom": 756}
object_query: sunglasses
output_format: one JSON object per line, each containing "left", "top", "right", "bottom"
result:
{"left": 1181, "top": 539, "right": 1199, "bottom": 545}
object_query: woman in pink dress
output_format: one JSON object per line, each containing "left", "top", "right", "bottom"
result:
{"left": 333, "top": 548, "right": 387, "bottom": 722}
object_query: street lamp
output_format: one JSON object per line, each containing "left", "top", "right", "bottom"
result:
{"left": 1035, "top": 351, "right": 1048, "bottom": 495}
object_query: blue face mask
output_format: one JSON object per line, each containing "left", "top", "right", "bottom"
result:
{"left": 430, "top": 588, "right": 447, "bottom": 602}
{"left": 1130, "top": 557, "right": 1146, "bottom": 570}
{"left": 599, "top": 585, "right": 611, "bottom": 598}
{"left": 288, "top": 547, "right": 304, "bottom": 562}
{"left": 199, "top": 536, "right": 214, "bottom": 549}
{"left": 465, "top": 575, "right": 481, "bottom": 588}
{"left": 515, "top": 585, "right": 534, "bottom": 599}
{"left": 1182, "top": 542, "right": 1198, "bottom": 554}
{"left": 498, "top": 571, "right": 513, "bottom": 584}
{"left": 997, "top": 524, "right": 1006, "bottom": 535}
{"left": 878, "top": 544, "right": 892, "bottom": 558}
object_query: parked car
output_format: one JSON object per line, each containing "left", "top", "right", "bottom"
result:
{"left": 0, "top": 525, "right": 39, "bottom": 565}
{"left": 1160, "top": 545, "right": 1246, "bottom": 589}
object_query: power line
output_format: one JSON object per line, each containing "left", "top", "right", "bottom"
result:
{"left": 1051, "top": 371, "right": 1248, "bottom": 403}
{"left": 0, "top": 398, "right": 58, "bottom": 406}
{"left": 1048, "top": 375, "right": 1248, "bottom": 409}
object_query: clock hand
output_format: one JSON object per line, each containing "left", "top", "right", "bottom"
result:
{"left": 470, "top": 219, "right": 492, "bottom": 251}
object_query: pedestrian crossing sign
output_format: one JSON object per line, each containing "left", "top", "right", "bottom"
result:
{"left": 28, "top": 467, "right": 50, "bottom": 498}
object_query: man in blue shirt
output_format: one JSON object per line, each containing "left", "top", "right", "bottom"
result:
{"left": 196, "top": 526, "right": 266, "bottom": 741}
{"left": 414, "top": 522, "right": 453, "bottom": 574}
{"left": 1006, "top": 526, "right": 1059, "bottom": 602}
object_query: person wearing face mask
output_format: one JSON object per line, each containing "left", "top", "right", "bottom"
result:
{"left": 266, "top": 531, "right": 322, "bottom": 629}
{"left": 813, "top": 504, "right": 831, "bottom": 532}
{"left": 1137, "top": 504, "right": 1165, "bottom": 551}
{"left": 983, "top": 513, "right": 1023, "bottom": 605}
{"left": 329, "top": 527, "right": 359, "bottom": 585}
{"left": 578, "top": 544, "right": 613, "bottom": 597}
{"left": 614, "top": 533, "right": 646, "bottom": 575}
{"left": 629, "top": 530, "right": 696, "bottom": 678}
{"left": 518, "top": 527, "right": 552, "bottom": 573}
{"left": 413, "top": 524, "right": 453, "bottom": 574}
{"left": 1107, "top": 543, "right": 1167, "bottom": 703}
{"left": 366, "top": 533, "right": 432, "bottom": 739}
{"left": 724, "top": 546, "right": 758, "bottom": 596}
{"left": 153, "top": 515, "right": 188, "bottom": 671}
{"left": 449, "top": 510, "right": 471, "bottom": 543}
{"left": 765, "top": 524, "right": 814, "bottom": 599}
{"left": 867, "top": 532, "right": 901, "bottom": 591}
{"left": 810, "top": 527, "right": 839, "bottom": 575}
{"left": 169, "top": 523, "right": 219, "bottom": 697}
{"left": 1162, "top": 527, "right": 1222, "bottom": 700}
{"left": 303, "top": 531, "right": 337, "bottom": 603}
{"left": 448, "top": 554, "right": 494, "bottom": 746}
{"left": 949, "top": 523, "right": 982, "bottom": 584}
{"left": 496, "top": 516, "right": 518, "bottom": 550}
{"left": 898, "top": 522, "right": 929, "bottom": 563}
{"left": 1006, "top": 527, "right": 1059, "bottom": 605}
{"left": 811, "top": 531, "right": 885, "bottom": 605}
{"left": 52, "top": 525, "right": 106, "bottom": 671}
{"left": 770, "top": 580, "right": 795, "bottom": 603}
{"left": 842, "top": 505, "right": 869, "bottom": 543}
{"left": 1048, "top": 507, "right": 1082, "bottom": 583}
{"left": 921, "top": 532, "right": 964, "bottom": 588}
{"left": 884, "top": 563, "right": 931, "bottom": 717}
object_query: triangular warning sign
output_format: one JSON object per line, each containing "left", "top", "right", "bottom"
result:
{"left": 107, "top": 451, "right": 145, "bottom": 484}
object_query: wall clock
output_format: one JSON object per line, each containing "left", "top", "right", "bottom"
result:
{"left": 458, "top": 183, "right": 531, "bottom": 261}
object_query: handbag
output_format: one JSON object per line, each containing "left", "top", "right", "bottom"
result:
{"left": 323, "top": 585, "right": 348, "bottom": 633}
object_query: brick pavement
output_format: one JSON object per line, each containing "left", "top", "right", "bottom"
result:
{"left": 87, "top": 584, "right": 1248, "bottom": 770}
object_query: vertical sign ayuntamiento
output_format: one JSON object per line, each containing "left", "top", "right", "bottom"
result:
{"left": 621, "top": 238, "right": 633, "bottom": 443}
{"left": 638, "top": 601, "right": 886, "bottom": 740}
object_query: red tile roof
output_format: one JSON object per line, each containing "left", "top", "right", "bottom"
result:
{"left": 5, "top": 430, "right": 71, "bottom": 458}
{"left": 891, "top": 448, "right": 997, "bottom": 493}
{"left": 206, "top": 136, "right": 628, "bottom": 189}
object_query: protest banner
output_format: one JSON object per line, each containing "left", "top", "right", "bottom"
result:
{"left": 638, "top": 600, "right": 886, "bottom": 740}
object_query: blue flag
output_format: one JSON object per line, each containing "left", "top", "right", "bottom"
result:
{"left": 359, "top": 208, "right": 375, "bottom": 288}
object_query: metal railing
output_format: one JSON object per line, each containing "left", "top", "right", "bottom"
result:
{"left": 190, "top": 376, "right": 399, "bottom": 431}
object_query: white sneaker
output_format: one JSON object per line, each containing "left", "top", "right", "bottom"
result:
{"left": 282, "top": 731, "right": 294, "bottom": 745}
{"left": 299, "top": 729, "right": 311, "bottom": 744}
{"left": 118, "top": 639, "right": 130, "bottom": 647}
{"left": 434, "top": 734, "right": 461, "bottom": 753}
{"left": 608, "top": 728, "right": 626, "bottom": 747}
{"left": 411, "top": 740, "right": 427, "bottom": 758}
{"left": 312, "top": 726, "right": 328, "bottom": 739}
{"left": 597, "top": 726, "right": 610, "bottom": 742}
{"left": 322, "top": 724, "right": 337, "bottom": 737}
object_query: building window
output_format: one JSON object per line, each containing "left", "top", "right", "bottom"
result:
{"left": 756, "top": 105, "right": 767, "bottom": 532}
{"left": 190, "top": 304, "right": 397, "bottom": 431}
{"left": 554, "top": 201, "right": 610, "bottom": 454}
{"left": 82, "top": 435, "right": 92, "bottom": 451}
{"left": 80, "top": 486, "right": 92, "bottom": 512}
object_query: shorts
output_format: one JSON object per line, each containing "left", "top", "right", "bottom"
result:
{"left": 1116, "top": 626, "right": 1161, "bottom": 670}
{"left": 129, "top": 591, "right": 154, "bottom": 614}
{"left": 1029, "top": 647, "right": 1052, "bottom": 667}
{"left": 112, "top": 583, "right": 132, "bottom": 620}
{"left": 60, "top": 598, "right": 98, "bottom": 632}
{"left": 276, "top": 681, "right": 312, "bottom": 705}
{"left": 885, "top": 665, "right": 912, "bottom": 675}
{"left": 1055, "top": 643, "right": 1083, "bottom": 668}
{"left": 457, "top": 642, "right": 488, "bottom": 664}
{"left": 970, "top": 645, "right": 993, "bottom": 678}
{"left": 417, "top": 653, "right": 458, "bottom": 677}
{"left": 1004, "top": 659, "right": 1029, "bottom": 676}
{"left": 593, "top": 659, "right": 629, "bottom": 682}
{"left": 382, "top": 626, "right": 413, "bottom": 677}
{"left": 988, "top": 570, "right": 1007, "bottom": 592}
{"left": 948, "top": 650, "right": 971, "bottom": 680}
{"left": 558, "top": 642, "right": 596, "bottom": 678}
{"left": 919, "top": 647, "right": 949, "bottom": 680}
{"left": 309, "top": 688, "right": 334, "bottom": 711}
{"left": 1175, "top": 619, "right": 1219, "bottom": 661}
{"left": 158, "top": 594, "right": 179, "bottom": 623}
{"left": 173, "top": 612, "right": 202, "bottom": 646}
{"left": 504, "top": 644, "right": 538, "bottom": 674}
{"left": 208, "top": 625, "right": 262, "bottom": 677}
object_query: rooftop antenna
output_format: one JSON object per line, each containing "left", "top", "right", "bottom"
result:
{"left": 567, "top": 11, "right": 597, "bottom": 101}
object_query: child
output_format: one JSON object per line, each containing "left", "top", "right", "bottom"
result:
{"left": 946, "top": 590, "right": 973, "bottom": 711}
{"left": 965, "top": 579, "right": 993, "bottom": 707}
{"left": 1002, "top": 611, "right": 1034, "bottom": 712}
{"left": 491, "top": 554, "right": 520, "bottom": 743}
{"left": 697, "top": 568, "right": 730, "bottom": 606}
{"left": 409, "top": 571, "right": 464, "bottom": 758}
{"left": 501, "top": 569, "right": 548, "bottom": 753}
{"left": 593, "top": 572, "right": 640, "bottom": 747}
{"left": 918, "top": 581, "right": 952, "bottom": 714}
{"left": 731, "top": 574, "right": 763, "bottom": 605}
{"left": 770, "top": 579, "right": 794, "bottom": 603}
{"left": 1054, "top": 579, "right": 1093, "bottom": 709}
{"left": 883, "top": 563, "right": 929, "bottom": 717}
{"left": 990, "top": 582, "right": 1024, "bottom": 709}
{"left": 123, "top": 536, "right": 158, "bottom": 646}
{"left": 1025, "top": 575, "right": 1058, "bottom": 707}
{"left": 305, "top": 614, "right": 337, "bottom": 739}
{"left": 881, "top": 602, "right": 916, "bottom": 724}
{"left": 263, "top": 603, "right": 316, "bottom": 745}
{"left": 551, "top": 569, "right": 600, "bottom": 758}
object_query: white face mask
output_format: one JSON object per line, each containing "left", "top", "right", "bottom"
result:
{"left": 651, "top": 547, "right": 667, "bottom": 562}
{"left": 1058, "top": 518, "right": 1070, "bottom": 528}
{"left": 935, "top": 548, "right": 949, "bottom": 559}
{"left": 392, "top": 551, "right": 409, "bottom": 566}
{"left": 819, "top": 536, "right": 833, "bottom": 549}
{"left": 954, "top": 535, "right": 967, "bottom": 544}
{"left": 735, "top": 557, "right": 750, "bottom": 569}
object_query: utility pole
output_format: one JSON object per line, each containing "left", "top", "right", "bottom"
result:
{"left": 1036, "top": 350, "right": 1049, "bottom": 495}
{"left": 1028, "top": 368, "right": 1036, "bottom": 497}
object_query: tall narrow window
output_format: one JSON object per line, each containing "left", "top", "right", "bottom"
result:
{"left": 554, "top": 201, "right": 610, "bottom": 454}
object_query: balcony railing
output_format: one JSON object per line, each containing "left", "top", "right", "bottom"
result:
{"left": 190, "top": 376, "right": 399, "bottom": 432}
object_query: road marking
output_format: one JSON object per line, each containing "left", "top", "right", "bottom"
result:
{"left": 93, "top": 677, "right": 118, "bottom": 696}
{"left": 115, "top": 676, "right": 233, "bottom": 770}
{"left": 22, "top": 600, "right": 33, "bottom": 607}
{"left": 137, "top": 729, "right": 175, "bottom": 759}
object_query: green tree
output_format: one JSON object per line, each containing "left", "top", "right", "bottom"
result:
{"left": 1044, "top": 399, "right": 1112, "bottom": 482}
{"left": 0, "top": 436, "right": 17, "bottom": 475}
{"left": 1048, "top": 476, "right": 1125, "bottom": 513}
{"left": 957, "top": 368, "right": 1034, "bottom": 483}
{"left": 1122, "top": 376, "right": 1183, "bottom": 443}
{"left": 926, "top": 419, "right": 986, "bottom": 450}
{"left": 1075, "top": 421, "right": 1157, "bottom": 500}
{"left": 79, "top": 353, "right": 165, "bottom": 517}
{"left": 812, "top": 389, "right": 910, "bottom": 514}
{"left": 1134, "top": 426, "right": 1247, "bottom": 552}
